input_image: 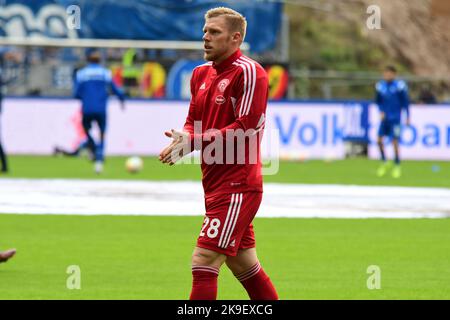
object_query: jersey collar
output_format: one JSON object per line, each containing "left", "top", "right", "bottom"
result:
{"left": 212, "top": 49, "right": 242, "bottom": 74}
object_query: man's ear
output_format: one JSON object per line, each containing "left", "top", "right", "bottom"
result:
{"left": 232, "top": 32, "right": 242, "bottom": 44}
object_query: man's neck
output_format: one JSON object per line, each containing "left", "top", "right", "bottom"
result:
{"left": 214, "top": 48, "right": 239, "bottom": 65}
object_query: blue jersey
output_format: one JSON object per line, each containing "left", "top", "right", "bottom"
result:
{"left": 74, "top": 63, "right": 124, "bottom": 114}
{"left": 375, "top": 79, "right": 410, "bottom": 123}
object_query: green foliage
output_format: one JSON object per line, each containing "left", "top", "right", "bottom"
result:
{"left": 285, "top": 5, "right": 410, "bottom": 99}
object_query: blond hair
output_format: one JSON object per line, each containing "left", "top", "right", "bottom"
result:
{"left": 205, "top": 7, "right": 247, "bottom": 42}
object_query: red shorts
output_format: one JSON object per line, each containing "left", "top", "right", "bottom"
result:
{"left": 196, "top": 192, "right": 262, "bottom": 256}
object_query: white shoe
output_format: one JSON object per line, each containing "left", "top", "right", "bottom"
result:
{"left": 94, "top": 161, "right": 103, "bottom": 174}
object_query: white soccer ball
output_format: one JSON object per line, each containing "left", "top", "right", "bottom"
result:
{"left": 125, "top": 156, "right": 143, "bottom": 173}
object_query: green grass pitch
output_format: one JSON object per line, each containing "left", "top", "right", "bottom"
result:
{"left": 3, "top": 155, "right": 450, "bottom": 188}
{"left": 1, "top": 156, "right": 450, "bottom": 299}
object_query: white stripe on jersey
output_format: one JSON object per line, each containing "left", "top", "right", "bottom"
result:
{"left": 232, "top": 62, "right": 249, "bottom": 118}
{"left": 233, "top": 57, "right": 257, "bottom": 117}
{"left": 218, "top": 193, "right": 243, "bottom": 249}
{"left": 218, "top": 193, "right": 237, "bottom": 248}
{"left": 238, "top": 57, "right": 257, "bottom": 117}
{"left": 236, "top": 59, "right": 251, "bottom": 118}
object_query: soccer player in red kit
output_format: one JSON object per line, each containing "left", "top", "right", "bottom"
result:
{"left": 159, "top": 7, "right": 278, "bottom": 300}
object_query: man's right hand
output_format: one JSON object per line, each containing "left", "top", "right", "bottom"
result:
{"left": 380, "top": 112, "right": 386, "bottom": 121}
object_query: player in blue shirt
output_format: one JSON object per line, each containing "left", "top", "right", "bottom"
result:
{"left": 74, "top": 50, "right": 125, "bottom": 173}
{"left": 375, "top": 66, "right": 410, "bottom": 178}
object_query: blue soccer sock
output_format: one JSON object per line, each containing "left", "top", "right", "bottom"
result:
{"left": 95, "top": 142, "right": 105, "bottom": 162}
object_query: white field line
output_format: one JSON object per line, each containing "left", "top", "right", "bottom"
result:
{"left": 0, "top": 179, "right": 449, "bottom": 218}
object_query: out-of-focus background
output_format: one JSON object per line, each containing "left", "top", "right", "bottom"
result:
{"left": 2, "top": 0, "right": 450, "bottom": 100}
{"left": 0, "top": 0, "right": 449, "bottom": 160}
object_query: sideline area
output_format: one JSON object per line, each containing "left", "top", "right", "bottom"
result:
{"left": 0, "top": 179, "right": 448, "bottom": 218}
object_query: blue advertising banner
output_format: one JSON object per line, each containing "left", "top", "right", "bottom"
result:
{"left": 0, "top": 0, "right": 282, "bottom": 53}
{"left": 342, "top": 102, "right": 369, "bottom": 142}
{"left": 166, "top": 59, "right": 204, "bottom": 99}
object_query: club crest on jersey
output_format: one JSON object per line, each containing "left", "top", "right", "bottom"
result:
{"left": 215, "top": 95, "right": 226, "bottom": 104}
{"left": 217, "top": 79, "right": 230, "bottom": 93}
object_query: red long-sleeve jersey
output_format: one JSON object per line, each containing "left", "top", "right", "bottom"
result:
{"left": 183, "top": 49, "right": 268, "bottom": 198}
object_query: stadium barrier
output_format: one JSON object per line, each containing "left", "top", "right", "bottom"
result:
{"left": 2, "top": 98, "right": 449, "bottom": 160}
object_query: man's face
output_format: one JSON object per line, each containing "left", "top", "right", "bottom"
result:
{"left": 383, "top": 70, "right": 396, "bottom": 82}
{"left": 203, "top": 16, "right": 238, "bottom": 64}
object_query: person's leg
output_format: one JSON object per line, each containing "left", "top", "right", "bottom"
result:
{"left": 95, "top": 131, "right": 105, "bottom": 162}
{"left": 377, "top": 121, "right": 387, "bottom": 162}
{"left": 391, "top": 138, "right": 402, "bottom": 178}
{"left": 192, "top": 192, "right": 275, "bottom": 300}
{"left": 94, "top": 113, "right": 107, "bottom": 163}
{"left": 376, "top": 121, "right": 391, "bottom": 177}
{"left": 392, "top": 123, "right": 402, "bottom": 165}
{"left": 392, "top": 138, "right": 400, "bottom": 165}
{"left": 82, "top": 114, "right": 96, "bottom": 157}
{"left": 225, "top": 193, "right": 278, "bottom": 300}
{"left": 92, "top": 114, "right": 106, "bottom": 173}
{"left": 190, "top": 246, "right": 227, "bottom": 300}
{"left": 390, "top": 122, "right": 402, "bottom": 178}
{"left": 65, "top": 148, "right": 81, "bottom": 157}
{"left": 54, "top": 146, "right": 80, "bottom": 157}
{"left": 226, "top": 246, "right": 278, "bottom": 300}
{"left": 191, "top": 193, "right": 244, "bottom": 300}
{"left": 377, "top": 136, "right": 386, "bottom": 163}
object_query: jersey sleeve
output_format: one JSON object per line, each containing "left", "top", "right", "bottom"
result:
{"left": 231, "top": 69, "right": 268, "bottom": 132}
{"left": 183, "top": 68, "right": 199, "bottom": 135}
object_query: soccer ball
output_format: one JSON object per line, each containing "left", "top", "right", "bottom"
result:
{"left": 125, "top": 156, "right": 143, "bottom": 173}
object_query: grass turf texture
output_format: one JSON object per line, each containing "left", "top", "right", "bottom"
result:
{"left": 2, "top": 155, "right": 450, "bottom": 188}
{"left": 1, "top": 156, "right": 450, "bottom": 299}
{"left": 1, "top": 215, "right": 449, "bottom": 299}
